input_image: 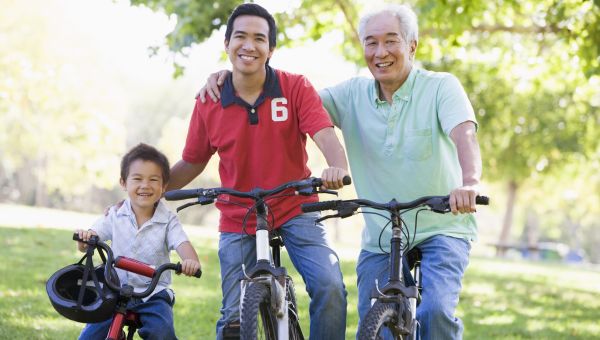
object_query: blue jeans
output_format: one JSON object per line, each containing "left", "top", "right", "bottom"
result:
{"left": 216, "top": 212, "right": 347, "bottom": 340}
{"left": 356, "top": 235, "right": 471, "bottom": 340}
{"left": 79, "top": 288, "right": 176, "bottom": 340}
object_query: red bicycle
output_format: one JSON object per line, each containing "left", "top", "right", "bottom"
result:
{"left": 47, "top": 233, "right": 201, "bottom": 340}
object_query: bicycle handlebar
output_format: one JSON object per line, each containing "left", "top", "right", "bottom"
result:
{"left": 72, "top": 233, "right": 201, "bottom": 298}
{"left": 301, "top": 195, "right": 489, "bottom": 216}
{"left": 164, "top": 176, "right": 351, "bottom": 211}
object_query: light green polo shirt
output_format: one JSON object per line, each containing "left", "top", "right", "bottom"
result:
{"left": 320, "top": 67, "right": 478, "bottom": 253}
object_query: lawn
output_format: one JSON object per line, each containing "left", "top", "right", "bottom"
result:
{"left": 1, "top": 226, "right": 599, "bottom": 339}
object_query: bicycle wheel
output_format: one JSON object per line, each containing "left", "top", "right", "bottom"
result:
{"left": 240, "top": 282, "right": 277, "bottom": 340}
{"left": 286, "top": 276, "right": 304, "bottom": 340}
{"left": 357, "top": 300, "right": 413, "bottom": 340}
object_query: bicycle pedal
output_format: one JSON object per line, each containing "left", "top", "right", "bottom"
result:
{"left": 222, "top": 321, "right": 240, "bottom": 339}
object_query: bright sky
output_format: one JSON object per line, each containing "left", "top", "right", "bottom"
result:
{"left": 53, "top": 0, "right": 362, "bottom": 92}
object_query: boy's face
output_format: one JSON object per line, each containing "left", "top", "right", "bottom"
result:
{"left": 120, "top": 159, "right": 166, "bottom": 212}
{"left": 225, "top": 15, "right": 274, "bottom": 76}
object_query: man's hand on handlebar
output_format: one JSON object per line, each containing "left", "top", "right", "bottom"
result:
{"left": 320, "top": 167, "right": 350, "bottom": 190}
{"left": 449, "top": 185, "right": 479, "bottom": 215}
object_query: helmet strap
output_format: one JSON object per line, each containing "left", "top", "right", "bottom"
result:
{"left": 75, "top": 246, "right": 106, "bottom": 308}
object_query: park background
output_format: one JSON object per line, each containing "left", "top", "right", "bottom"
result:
{"left": 1, "top": 0, "right": 599, "bottom": 338}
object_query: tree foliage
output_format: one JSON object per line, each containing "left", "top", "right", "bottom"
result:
{"left": 129, "top": 0, "right": 600, "bottom": 260}
{"left": 0, "top": 0, "right": 126, "bottom": 205}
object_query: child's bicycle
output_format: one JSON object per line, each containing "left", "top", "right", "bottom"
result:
{"left": 165, "top": 176, "right": 350, "bottom": 340}
{"left": 301, "top": 194, "right": 488, "bottom": 340}
{"left": 46, "top": 233, "right": 202, "bottom": 340}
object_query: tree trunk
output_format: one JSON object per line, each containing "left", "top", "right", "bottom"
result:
{"left": 496, "top": 180, "right": 518, "bottom": 257}
{"left": 34, "top": 154, "right": 48, "bottom": 207}
{"left": 523, "top": 208, "right": 540, "bottom": 260}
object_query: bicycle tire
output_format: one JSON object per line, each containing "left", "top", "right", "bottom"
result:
{"left": 357, "top": 300, "right": 412, "bottom": 340}
{"left": 286, "top": 276, "right": 304, "bottom": 340}
{"left": 240, "top": 282, "right": 277, "bottom": 340}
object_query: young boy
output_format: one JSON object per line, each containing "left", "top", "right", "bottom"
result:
{"left": 76, "top": 143, "right": 200, "bottom": 340}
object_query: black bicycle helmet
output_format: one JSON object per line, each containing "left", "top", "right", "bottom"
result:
{"left": 46, "top": 257, "right": 119, "bottom": 323}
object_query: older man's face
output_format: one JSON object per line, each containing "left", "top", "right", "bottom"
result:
{"left": 362, "top": 12, "right": 415, "bottom": 89}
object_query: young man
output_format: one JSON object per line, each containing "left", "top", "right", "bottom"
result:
{"left": 199, "top": 4, "right": 482, "bottom": 340}
{"left": 168, "top": 4, "right": 348, "bottom": 339}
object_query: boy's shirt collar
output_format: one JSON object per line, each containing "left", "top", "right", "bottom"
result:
{"left": 220, "top": 65, "right": 283, "bottom": 109}
{"left": 117, "top": 198, "right": 170, "bottom": 224}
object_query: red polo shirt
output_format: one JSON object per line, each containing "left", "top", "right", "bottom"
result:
{"left": 182, "top": 66, "right": 333, "bottom": 233}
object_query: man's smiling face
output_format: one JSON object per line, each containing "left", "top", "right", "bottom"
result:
{"left": 225, "top": 15, "right": 274, "bottom": 76}
{"left": 362, "top": 12, "right": 416, "bottom": 89}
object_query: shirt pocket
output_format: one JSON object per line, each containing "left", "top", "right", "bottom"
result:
{"left": 403, "top": 128, "right": 432, "bottom": 161}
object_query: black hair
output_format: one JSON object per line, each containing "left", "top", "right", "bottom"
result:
{"left": 120, "top": 143, "right": 170, "bottom": 184}
{"left": 225, "top": 3, "right": 277, "bottom": 50}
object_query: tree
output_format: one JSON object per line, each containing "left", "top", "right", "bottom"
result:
{"left": 0, "top": 0, "right": 125, "bottom": 206}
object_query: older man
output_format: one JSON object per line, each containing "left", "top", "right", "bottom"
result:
{"left": 200, "top": 4, "right": 481, "bottom": 339}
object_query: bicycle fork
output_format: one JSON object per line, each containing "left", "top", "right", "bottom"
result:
{"left": 371, "top": 213, "right": 419, "bottom": 336}
{"left": 240, "top": 202, "right": 289, "bottom": 338}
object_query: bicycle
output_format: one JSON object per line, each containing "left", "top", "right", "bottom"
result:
{"left": 165, "top": 176, "right": 351, "bottom": 339}
{"left": 47, "top": 233, "right": 201, "bottom": 340}
{"left": 301, "top": 194, "right": 488, "bottom": 340}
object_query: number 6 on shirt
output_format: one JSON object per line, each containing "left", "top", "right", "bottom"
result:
{"left": 271, "top": 97, "right": 288, "bottom": 122}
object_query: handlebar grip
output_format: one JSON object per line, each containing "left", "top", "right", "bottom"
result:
{"left": 301, "top": 200, "right": 340, "bottom": 213}
{"left": 164, "top": 189, "right": 203, "bottom": 201}
{"left": 115, "top": 256, "right": 156, "bottom": 278}
{"left": 73, "top": 232, "right": 99, "bottom": 244}
{"left": 342, "top": 176, "right": 352, "bottom": 186}
{"left": 476, "top": 196, "right": 489, "bottom": 205}
{"left": 175, "top": 262, "right": 203, "bottom": 278}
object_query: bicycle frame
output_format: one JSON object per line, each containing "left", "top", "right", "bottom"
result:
{"left": 371, "top": 210, "right": 419, "bottom": 337}
{"left": 302, "top": 195, "right": 488, "bottom": 339}
{"left": 165, "top": 176, "right": 350, "bottom": 339}
{"left": 72, "top": 235, "right": 201, "bottom": 340}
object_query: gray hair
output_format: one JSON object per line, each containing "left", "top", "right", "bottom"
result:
{"left": 357, "top": 4, "right": 419, "bottom": 44}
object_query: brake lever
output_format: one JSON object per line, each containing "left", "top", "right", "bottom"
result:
{"left": 198, "top": 196, "right": 215, "bottom": 205}
{"left": 316, "top": 208, "right": 358, "bottom": 222}
{"left": 428, "top": 197, "right": 451, "bottom": 213}
{"left": 297, "top": 186, "right": 316, "bottom": 196}
{"left": 176, "top": 201, "right": 200, "bottom": 213}
{"left": 316, "top": 214, "right": 340, "bottom": 223}
{"left": 338, "top": 207, "right": 357, "bottom": 218}
{"left": 316, "top": 188, "right": 339, "bottom": 196}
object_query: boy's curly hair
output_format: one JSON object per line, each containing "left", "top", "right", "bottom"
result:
{"left": 120, "top": 143, "right": 170, "bottom": 183}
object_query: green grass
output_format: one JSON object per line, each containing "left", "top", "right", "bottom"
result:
{"left": 1, "top": 226, "right": 599, "bottom": 339}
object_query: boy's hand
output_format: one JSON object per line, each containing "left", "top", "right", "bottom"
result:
{"left": 179, "top": 259, "right": 201, "bottom": 277}
{"left": 75, "top": 229, "right": 98, "bottom": 251}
